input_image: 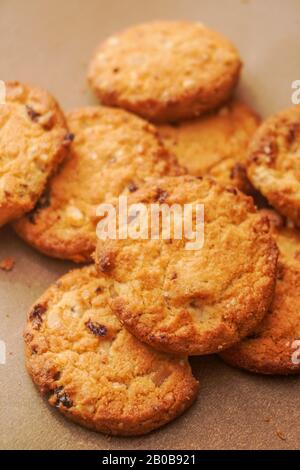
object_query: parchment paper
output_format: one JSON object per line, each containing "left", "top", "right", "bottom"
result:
{"left": 0, "top": 0, "right": 299, "bottom": 450}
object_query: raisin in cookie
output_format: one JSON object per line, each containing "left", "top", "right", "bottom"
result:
{"left": 88, "top": 21, "right": 242, "bottom": 123}
{"left": 14, "top": 106, "right": 181, "bottom": 263}
{"left": 221, "top": 211, "right": 300, "bottom": 375}
{"left": 95, "top": 176, "right": 278, "bottom": 355}
{"left": 0, "top": 81, "right": 69, "bottom": 227}
{"left": 24, "top": 266, "right": 198, "bottom": 436}
{"left": 247, "top": 105, "right": 300, "bottom": 225}
{"left": 158, "top": 100, "right": 260, "bottom": 192}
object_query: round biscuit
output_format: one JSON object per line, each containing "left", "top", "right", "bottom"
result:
{"left": 247, "top": 105, "right": 300, "bottom": 225}
{"left": 88, "top": 21, "right": 242, "bottom": 123}
{"left": 0, "top": 81, "right": 69, "bottom": 226}
{"left": 221, "top": 212, "right": 300, "bottom": 375}
{"left": 24, "top": 265, "right": 199, "bottom": 436}
{"left": 13, "top": 106, "right": 181, "bottom": 263}
{"left": 95, "top": 176, "right": 278, "bottom": 355}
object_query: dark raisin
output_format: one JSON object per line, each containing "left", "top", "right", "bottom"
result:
{"left": 26, "top": 105, "right": 41, "bottom": 122}
{"left": 29, "top": 304, "right": 47, "bottom": 330}
{"left": 26, "top": 189, "right": 51, "bottom": 224}
{"left": 226, "top": 187, "right": 238, "bottom": 195}
{"left": 54, "top": 387, "right": 73, "bottom": 408}
{"left": 170, "top": 272, "right": 177, "bottom": 280}
{"left": 85, "top": 319, "right": 107, "bottom": 337}
{"left": 128, "top": 182, "right": 138, "bottom": 193}
{"left": 36, "top": 189, "right": 51, "bottom": 210}
{"left": 99, "top": 253, "right": 114, "bottom": 272}
{"left": 53, "top": 371, "right": 61, "bottom": 381}
{"left": 277, "top": 262, "right": 285, "bottom": 280}
{"left": 249, "top": 153, "right": 260, "bottom": 164}
{"left": 63, "top": 133, "right": 75, "bottom": 144}
{"left": 26, "top": 212, "right": 36, "bottom": 224}
{"left": 155, "top": 188, "right": 168, "bottom": 203}
{"left": 95, "top": 286, "right": 102, "bottom": 294}
{"left": 230, "top": 162, "right": 244, "bottom": 179}
{"left": 286, "top": 123, "right": 300, "bottom": 145}
{"left": 245, "top": 331, "right": 260, "bottom": 340}
{"left": 287, "top": 127, "right": 296, "bottom": 144}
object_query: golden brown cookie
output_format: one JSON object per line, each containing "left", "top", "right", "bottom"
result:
{"left": 0, "top": 81, "right": 69, "bottom": 227}
{"left": 158, "top": 100, "right": 260, "bottom": 191}
{"left": 88, "top": 21, "right": 242, "bottom": 123}
{"left": 95, "top": 176, "right": 278, "bottom": 356}
{"left": 247, "top": 105, "right": 300, "bottom": 225}
{"left": 24, "top": 266, "right": 198, "bottom": 436}
{"left": 13, "top": 106, "right": 181, "bottom": 263}
{"left": 221, "top": 212, "right": 300, "bottom": 375}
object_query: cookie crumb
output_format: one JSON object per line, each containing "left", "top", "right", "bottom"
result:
{"left": 276, "top": 429, "right": 287, "bottom": 441}
{"left": 0, "top": 257, "right": 15, "bottom": 271}
{"left": 263, "top": 415, "right": 272, "bottom": 423}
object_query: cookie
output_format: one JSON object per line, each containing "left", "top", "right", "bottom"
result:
{"left": 24, "top": 265, "right": 198, "bottom": 436}
{"left": 221, "top": 211, "right": 300, "bottom": 375}
{"left": 88, "top": 21, "right": 242, "bottom": 123}
{"left": 158, "top": 100, "right": 260, "bottom": 191}
{"left": 95, "top": 176, "right": 278, "bottom": 356}
{"left": 247, "top": 105, "right": 300, "bottom": 225}
{"left": 13, "top": 106, "right": 181, "bottom": 263}
{"left": 0, "top": 81, "right": 69, "bottom": 227}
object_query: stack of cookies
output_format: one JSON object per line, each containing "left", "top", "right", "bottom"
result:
{"left": 1, "top": 20, "right": 300, "bottom": 437}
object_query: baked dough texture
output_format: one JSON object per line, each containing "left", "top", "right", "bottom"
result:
{"left": 158, "top": 99, "right": 260, "bottom": 191}
{"left": 221, "top": 211, "right": 300, "bottom": 375}
{"left": 88, "top": 21, "right": 242, "bottom": 123}
{"left": 14, "top": 106, "right": 181, "bottom": 262}
{"left": 95, "top": 176, "right": 278, "bottom": 355}
{"left": 24, "top": 266, "right": 199, "bottom": 436}
{"left": 247, "top": 105, "right": 300, "bottom": 225}
{"left": 0, "top": 81, "right": 69, "bottom": 226}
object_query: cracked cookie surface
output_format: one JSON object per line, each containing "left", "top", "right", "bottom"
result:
{"left": 24, "top": 265, "right": 198, "bottom": 436}
{"left": 247, "top": 105, "right": 300, "bottom": 225}
{"left": 95, "top": 176, "right": 278, "bottom": 355}
{"left": 14, "top": 106, "right": 181, "bottom": 263}
{"left": 221, "top": 211, "right": 300, "bottom": 375}
{"left": 0, "top": 81, "right": 69, "bottom": 226}
{"left": 88, "top": 21, "right": 242, "bottom": 123}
